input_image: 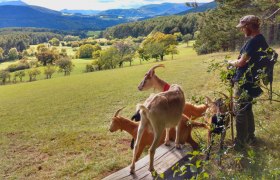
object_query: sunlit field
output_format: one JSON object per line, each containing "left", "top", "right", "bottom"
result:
{"left": 0, "top": 43, "right": 279, "bottom": 179}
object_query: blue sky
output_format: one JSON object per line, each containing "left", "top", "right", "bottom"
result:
{"left": 0, "top": 0, "right": 213, "bottom": 10}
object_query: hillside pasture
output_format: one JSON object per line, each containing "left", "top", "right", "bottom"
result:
{"left": 0, "top": 44, "right": 279, "bottom": 179}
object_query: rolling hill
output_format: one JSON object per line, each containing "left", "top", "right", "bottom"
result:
{"left": 0, "top": 5, "right": 127, "bottom": 30}
{"left": 178, "top": 1, "right": 217, "bottom": 15}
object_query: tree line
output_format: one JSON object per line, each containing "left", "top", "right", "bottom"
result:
{"left": 103, "top": 13, "right": 198, "bottom": 39}
{"left": 103, "top": 0, "right": 280, "bottom": 55}
{"left": 194, "top": 0, "right": 280, "bottom": 54}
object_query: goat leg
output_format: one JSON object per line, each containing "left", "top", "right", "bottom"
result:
{"left": 149, "top": 129, "right": 163, "bottom": 172}
{"left": 175, "top": 123, "right": 182, "bottom": 149}
{"left": 130, "top": 122, "right": 145, "bottom": 174}
{"left": 164, "top": 128, "right": 171, "bottom": 146}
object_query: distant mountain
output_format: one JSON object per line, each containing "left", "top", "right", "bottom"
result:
{"left": 0, "top": 5, "right": 127, "bottom": 30}
{"left": 98, "top": 3, "right": 195, "bottom": 19}
{"left": 61, "top": 9, "right": 101, "bottom": 15}
{"left": 0, "top": 0, "right": 27, "bottom": 6}
{"left": 62, "top": 3, "right": 199, "bottom": 20}
{"left": 177, "top": 1, "right": 217, "bottom": 15}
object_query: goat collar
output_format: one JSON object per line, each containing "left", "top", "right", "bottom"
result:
{"left": 163, "top": 83, "right": 170, "bottom": 92}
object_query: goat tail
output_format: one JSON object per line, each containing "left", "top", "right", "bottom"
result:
{"left": 136, "top": 104, "right": 150, "bottom": 119}
{"left": 137, "top": 104, "right": 149, "bottom": 114}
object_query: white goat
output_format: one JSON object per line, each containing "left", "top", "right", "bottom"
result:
{"left": 138, "top": 64, "right": 169, "bottom": 92}
{"left": 130, "top": 84, "right": 185, "bottom": 173}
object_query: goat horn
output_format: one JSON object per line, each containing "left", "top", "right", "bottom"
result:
{"left": 205, "top": 96, "right": 213, "bottom": 105}
{"left": 147, "top": 64, "right": 165, "bottom": 75}
{"left": 114, "top": 107, "right": 125, "bottom": 117}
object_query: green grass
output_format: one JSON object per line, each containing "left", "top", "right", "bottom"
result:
{"left": 0, "top": 43, "right": 279, "bottom": 179}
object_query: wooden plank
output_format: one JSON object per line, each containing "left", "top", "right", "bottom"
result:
{"left": 103, "top": 143, "right": 191, "bottom": 180}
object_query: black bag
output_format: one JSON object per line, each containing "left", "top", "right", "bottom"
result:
{"left": 253, "top": 47, "right": 278, "bottom": 100}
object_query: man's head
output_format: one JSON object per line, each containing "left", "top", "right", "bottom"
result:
{"left": 236, "top": 15, "right": 260, "bottom": 37}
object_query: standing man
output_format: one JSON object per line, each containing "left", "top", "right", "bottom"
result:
{"left": 228, "top": 15, "right": 269, "bottom": 150}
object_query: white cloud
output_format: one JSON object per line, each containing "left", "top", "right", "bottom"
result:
{"left": 20, "top": 0, "right": 213, "bottom": 10}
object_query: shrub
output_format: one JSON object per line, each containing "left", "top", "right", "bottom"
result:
{"left": 27, "top": 68, "right": 41, "bottom": 82}
{"left": 8, "top": 48, "right": 19, "bottom": 60}
{"left": 6, "top": 61, "right": 30, "bottom": 72}
{"left": 56, "top": 57, "right": 74, "bottom": 76}
{"left": 0, "top": 70, "right": 10, "bottom": 85}
{"left": 77, "top": 44, "right": 95, "bottom": 58}
{"left": 85, "top": 64, "right": 95, "bottom": 72}
{"left": 44, "top": 65, "right": 56, "bottom": 79}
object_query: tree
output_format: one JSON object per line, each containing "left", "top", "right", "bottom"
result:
{"left": 174, "top": 32, "right": 183, "bottom": 41}
{"left": 183, "top": 34, "right": 193, "bottom": 47}
{"left": 145, "top": 42, "right": 165, "bottom": 61}
{"left": 13, "top": 72, "right": 19, "bottom": 83}
{"left": 16, "top": 71, "right": 25, "bottom": 82}
{"left": 142, "top": 32, "right": 177, "bottom": 61}
{"left": 37, "top": 44, "right": 47, "bottom": 52}
{"left": 8, "top": 48, "right": 19, "bottom": 60}
{"left": 137, "top": 47, "right": 150, "bottom": 64}
{"left": 27, "top": 68, "right": 41, "bottom": 82}
{"left": 36, "top": 48, "right": 59, "bottom": 66}
{"left": 44, "top": 65, "right": 56, "bottom": 79}
{"left": 56, "top": 57, "right": 74, "bottom": 76}
{"left": 98, "top": 47, "right": 120, "bottom": 69}
{"left": 92, "top": 50, "right": 101, "bottom": 59}
{"left": 113, "top": 39, "right": 136, "bottom": 67}
{"left": 0, "top": 47, "right": 4, "bottom": 61}
{"left": 63, "top": 35, "right": 80, "bottom": 42}
{"left": 49, "top": 38, "right": 60, "bottom": 46}
{"left": 167, "top": 45, "right": 179, "bottom": 60}
{"left": 0, "top": 70, "right": 10, "bottom": 85}
{"left": 77, "top": 44, "right": 95, "bottom": 58}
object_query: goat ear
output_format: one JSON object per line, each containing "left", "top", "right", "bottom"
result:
{"left": 205, "top": 96, "right": 213, "bottom": 105}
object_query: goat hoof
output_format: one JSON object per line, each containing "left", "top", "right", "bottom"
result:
{"left": 130, "top": 165, "right": 135, "bottom": 174}
{"left": 164, "top": 141, "right": 171, "bottom": 146}
{"left": 149, "top": 167, "right": 155, "bottom": 172}
{"left": 175, "top": 144, "right": 182, "bottom": 149}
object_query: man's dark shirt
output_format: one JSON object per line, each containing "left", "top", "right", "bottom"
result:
{"left": 233, "top": 34, "right": 269, "bottom": 97}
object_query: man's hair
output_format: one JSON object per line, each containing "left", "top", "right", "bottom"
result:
{"left": 247, "top": 23, "right": 260, "bottom": 30}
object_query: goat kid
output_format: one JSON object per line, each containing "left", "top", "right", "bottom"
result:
{"left": 131, "top": 84, "right": 185, "bottom": 173}
{"left": 109, "top": 108, "right": 202, "bottom": 161}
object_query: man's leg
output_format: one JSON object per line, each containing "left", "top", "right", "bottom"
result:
{"left": 235, "top": 102, "right": 248, "bottom": 146}
{"left": 246, "top": 102, "right": 256, "bottom": 144}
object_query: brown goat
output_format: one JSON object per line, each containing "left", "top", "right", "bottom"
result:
{"left": 109, "top": 104, "right": 208, "bottom": 160}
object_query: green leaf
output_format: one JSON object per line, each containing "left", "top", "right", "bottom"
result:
{"left": 159, "top": 173, "right": 165, "bottom": 179}
{"left": 203, "top": 172, "right": 210, "bottom": 178}
{"left": 190, "top": 165, "right": 198, "bottom": 173}
{"left": 196, "top": 160, "right": 202, "bottom": 168}
{"left": 180, "top": 165, "right": 187, "bottom": 172}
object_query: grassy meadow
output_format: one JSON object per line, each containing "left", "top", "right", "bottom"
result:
{"left": 0, "top": 43, "right": 280, "bottom": 179}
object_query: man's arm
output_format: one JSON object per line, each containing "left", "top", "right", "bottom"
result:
{"left": 228, "top": 53, "right": 251, "bottom": 67}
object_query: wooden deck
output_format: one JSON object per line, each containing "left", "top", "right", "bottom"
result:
{"left": 103, "top": 143, "right": 192, "bottom": 180}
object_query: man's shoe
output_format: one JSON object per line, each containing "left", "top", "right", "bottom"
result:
{"left": 247, "top": 137, "right": 257, "bottom": 146}
{"left": 233, "top": 138, "right": 246, "bottom": 151}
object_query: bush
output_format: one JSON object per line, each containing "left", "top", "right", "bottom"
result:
{"left": 77, "top": 44, "right": 95, "bottom": 58}
{"left": 0, "top": 70, "right": 11, "bottom": 85}
{"left": 56, "top": 57, "right": 74, "bottom": 76}
{"left": 27, "top": 68, "right": 41, "bottom": 82}
{"left": 8, "top": 48, "right": 19, "bottom": 60}
{"left": 6, "top": 61, "right": 30, "bottom": 72}
{"left": 71, "top": 42, "right": 79, "bottom": 48}
{"left": 44, "top": 65, "right": 56, "bottom": 79}
{"left": 85, "top": 64, "right": 95, "bottom": 72}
